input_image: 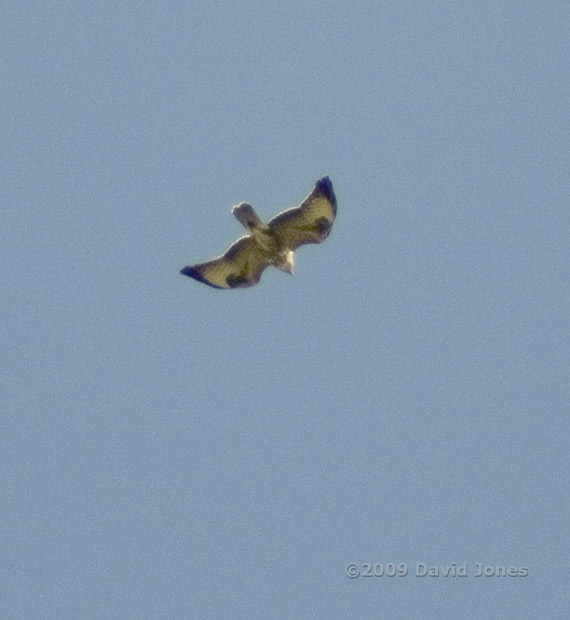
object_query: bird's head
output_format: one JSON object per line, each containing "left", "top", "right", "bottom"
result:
{"left": 275, "top": 250, "right": 295, "bottom": 275}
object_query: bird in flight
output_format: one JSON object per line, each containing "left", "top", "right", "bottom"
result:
{"left": 180, "top": 176, "right": 337, "bottom": 289}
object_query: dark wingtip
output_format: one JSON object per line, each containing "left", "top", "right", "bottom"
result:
{"left": 180, "top": 265, "right": 225, "bottom": 289}
{"left": 315, "top": 176, "right": 337, "bottom": 215}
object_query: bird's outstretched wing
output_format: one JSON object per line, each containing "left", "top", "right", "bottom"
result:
{"left": 180, "top": 236, "right": 271, "bottom": 289}
{"left": 268, "top": 176, "right": 337, "bottom": 249}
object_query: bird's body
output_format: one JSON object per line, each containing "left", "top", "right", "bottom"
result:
{"left": 180, "top": 176, "right": 337, "bottom": 289}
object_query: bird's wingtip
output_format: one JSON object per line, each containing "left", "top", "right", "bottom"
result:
{"left": 180, "top": 265, "right": 225, "bottom": 289}
{"left": 315, "top": 176, "right": 336, "bottom": 213}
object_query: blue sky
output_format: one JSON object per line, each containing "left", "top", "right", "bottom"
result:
{"left": 2, "top": 1, "right": 569, "bottom": 617}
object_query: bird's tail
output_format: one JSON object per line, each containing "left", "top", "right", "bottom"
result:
{"left": 231, "top": 203, "right": 264, "bottom": 232}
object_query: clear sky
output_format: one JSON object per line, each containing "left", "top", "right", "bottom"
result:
{"left": 2, "top": 1, "right": 569, "bottom": 618}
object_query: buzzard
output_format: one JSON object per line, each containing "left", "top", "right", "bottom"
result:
{"left": 180, "top": 176, "right": 337, "bottom": 289}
